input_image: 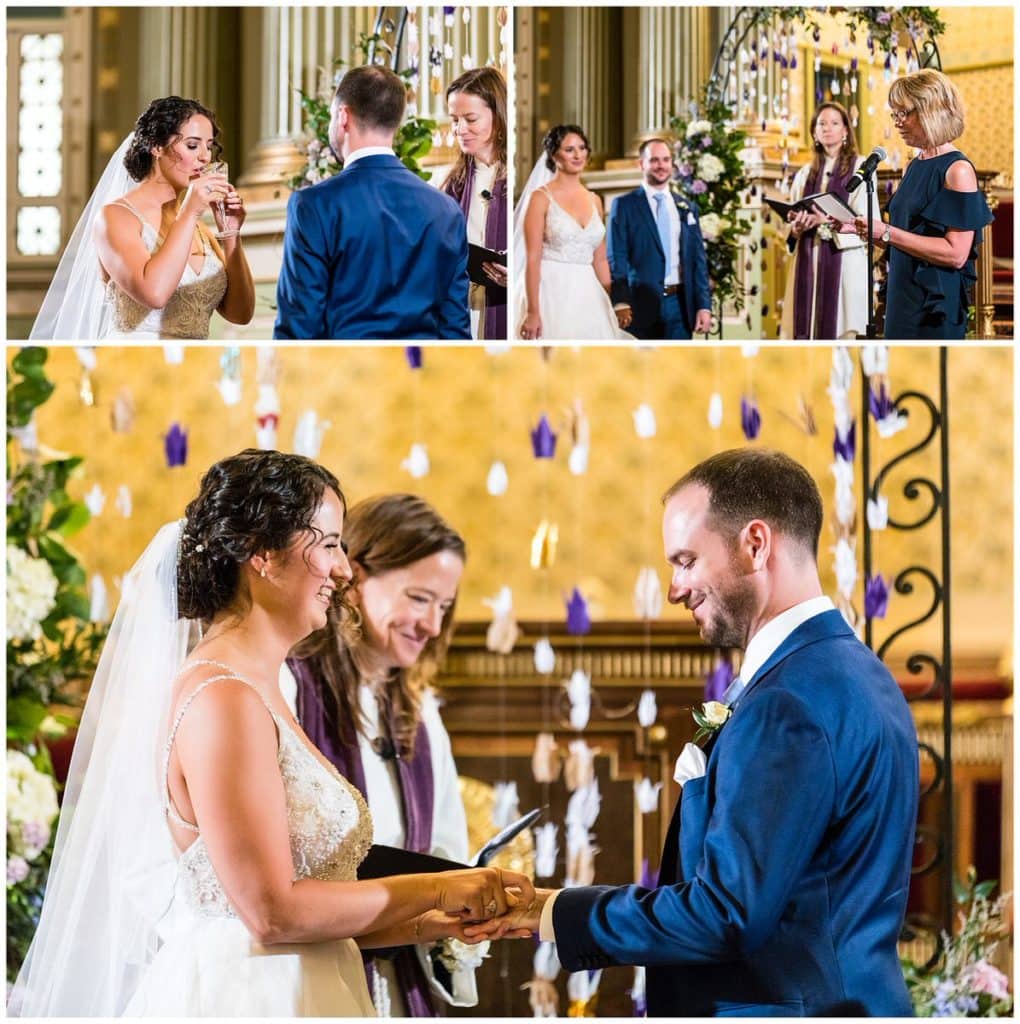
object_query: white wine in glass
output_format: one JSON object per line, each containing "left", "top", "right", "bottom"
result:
{"left": 201, "top": 161, "right": 237, "bottom": 237}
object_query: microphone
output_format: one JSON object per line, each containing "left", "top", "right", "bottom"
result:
{"left": 480, "top": 189, "right": 492, "bottom": 202}
{"left": 847, "top": 147, "right": 887, "bottom": 192}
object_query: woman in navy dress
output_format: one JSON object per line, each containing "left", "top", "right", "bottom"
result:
{"left": 855, "top": 70, "right": 993, "bottom": 339}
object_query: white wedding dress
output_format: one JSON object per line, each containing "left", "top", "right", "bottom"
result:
{"left": 126, "top": 668, "right": 378, "bottom": 1017}
{"left": 517, "top": 187, "right": 634, "bottom": 341}
{"left": 102, "top": 199, "right": 228, "bottom": 340}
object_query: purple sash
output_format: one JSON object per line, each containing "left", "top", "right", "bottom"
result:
{"left": 792, "top": 161, "right": 855, "bottom": 339}
{"left": 443, "top": 158, "right": 508, "bottom": 340}
{"left": 287, "top": 657, "right": 438, "bottom": 1016}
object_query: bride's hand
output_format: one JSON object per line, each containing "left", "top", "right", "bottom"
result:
{"left": 416, "top": 908, "right": 532, "bottom": 944}
{"left": 520, "top": 313, "right": 542, "bottom": 340}
{"left": 432, "top": 865, "right": 535, "bottom": 921}
{"left": 182, "top": 174, "right": 229, "bottom": 220}
{"left": 216, "top": 185, "right": 247, "bottom": 237}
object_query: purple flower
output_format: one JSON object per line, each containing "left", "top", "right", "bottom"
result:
{"left": 678, "top": 162, "right": 693, "bottom": 177}
{"left": 691, "top": 179, "right": 708, "bottom": 195}
{"left": 21, "top": 821, "right": 49, "bottom": 855}
{"left": 530, "top": 414, "right": 557, "bottom": 458}
{"left": 833, "top": 420, "right": 856, "bottom": 462}
{"left": 700, "top": 135, "right": 713, "bottom": 149}
{"left": 790, "top": 53, "right": 798, "bottom": 70}
{"left": 850, "top": 56, "right": 859, "bottom": 71}
{"left": 705, "top": 660, "right": 735, "bottom": 702}
{"left": 868, "top": 383, "right": 896, "bottom": 422}
{"left": 7, "top": 855, "right": 29, "bottom": 886}
{"left": 164, "top": 423, "right": 188, "bottom": 467}
{"left": 741, "top": 396, "right": 761, "bottom": 440}
{"left": 639, "top": 857, "right": 658, "bottom": 890}
{"left": 876, "top": 11, "right": 892, "bottom": 24}
{"left": 405, "top": 346, "right": 423, "bottom": 369}
{"left": 565, "top": 586, "right": 591, "bottom": 635}
{"left": 864, "top": 574, "right": 891, "bottom": 619}
{"left": 442, "top": 5, "right": 455, "bottom": 14}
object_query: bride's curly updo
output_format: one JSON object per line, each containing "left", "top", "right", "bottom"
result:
{"left": 178, "top": 449, "right": 345, "bottom": 622}
{"left": 542, "top": 123, "right": 590, "bottom": 171}
{"left": 124, "top": 96, "right": 222, "bottom": 182}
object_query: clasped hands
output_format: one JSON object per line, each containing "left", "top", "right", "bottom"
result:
{"left": 418, "top": 868, "right": 550, "bottom": 945}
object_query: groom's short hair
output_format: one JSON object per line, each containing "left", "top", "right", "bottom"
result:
{"left": 333, "top": 65, "right": 406, "bottom": 133}
{"left": 663, "top": 448, "right": 823, "bottom": 558}
{"left": 638, "top": 137, "right": 671, "bottom": 159}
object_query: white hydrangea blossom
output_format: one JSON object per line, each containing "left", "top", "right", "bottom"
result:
{"left": 7, "top": 546, "right": 59, "bottom": 642}
{"left": 696, "top": 153, "right": 725, "bottom": 183}
{"left": 7, "top": 751, "right": 59, "bottom": 861}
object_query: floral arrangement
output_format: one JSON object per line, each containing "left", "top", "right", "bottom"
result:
{"left": 7, "top": 346, "right": 106, "bottom": 981}
{"left": 902, "top": 869, "right": 1012, "bottom": 1017}
{"left": 289, "top": 36, "right": 437, "bottom": 189}
{"left": 747, "top": 7, "right": 945, "bottom": 54}
{"left": 669, "top": 95, "right": 752, "bottom": 318}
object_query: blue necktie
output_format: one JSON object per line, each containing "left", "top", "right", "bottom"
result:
{"left": 654, "top": 192, "right": 673, "bottom": 280}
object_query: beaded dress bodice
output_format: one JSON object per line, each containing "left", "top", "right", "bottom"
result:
{"left": 540, "top": 187, "right": 605, "bottom": 265}
{"left": 104, "top": 200, "right": 227, "bottom": 339}
{"left": 163, "top": 665, "right": 373, "bottom": 919}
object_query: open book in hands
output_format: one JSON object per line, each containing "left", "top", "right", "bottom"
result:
{"left": 766, "top": 191, "right": 856, "bottom": 225}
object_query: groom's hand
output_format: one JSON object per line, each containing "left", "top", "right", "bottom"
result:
{"left": 461, "top": 887, "right": 555, "bottom": 940}
{"left": 694, "top": 308, "right": 713, "bottom": 334}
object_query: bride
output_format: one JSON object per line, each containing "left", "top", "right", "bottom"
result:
{"left": 9, "top": 449, "right": 531, "bottom": 1017}
{"left": 30, "top": 96, "right": 255, "bottom": 340}
{"left": 514, "top": 124, "right": 634, "bottom": 340}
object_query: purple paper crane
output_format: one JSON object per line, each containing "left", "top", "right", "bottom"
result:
{"left": 405, "top": 346, "right": 423, "bottom": 369}
{"left": 565, "top": 587, "right": 591, "bottom": 635}
{"left": 705, "top": 660, "right": 735, "bottom": 703}
{"left": 164, "top": 423, "right": 188, "bottom": 467}
{"left": 741, "top": 395, "right": 762, "bottom": 441}
{"left": 868, "top": 383, "right": 897, "bottom": 422}
{"left": 530, "top": 414, "right": 557, "bottom": 458}
{"left": 864, "top": 574, "right": 891, "bottom": 619}
{"left": 833, "top": 420, "right": 856, "bottom": 462}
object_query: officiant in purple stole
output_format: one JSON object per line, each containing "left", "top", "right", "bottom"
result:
{"left": 441, "top": 67, "right": 508, "bottom": 340}
{"left": 782, "top": 102, "right": 873, "bottom": 340}
{"left": 282, "top": 494, "right": 475, "bottom": 1017}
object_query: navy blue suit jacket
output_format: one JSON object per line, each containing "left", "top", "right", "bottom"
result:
{"left": 274, "top": 154, "right": 471, "bottom": 339}
{"left": 607, "top": 187, "right": 713, "bottom": 338}
{"left": 553, "top": 611, "right": 918, "bottom": 1017}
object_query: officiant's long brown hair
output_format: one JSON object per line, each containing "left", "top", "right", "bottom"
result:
{"left": 808, "top": 101, "right": 858, "bottom": 185}
{"left": 296, "top": 494, "right": 465, "bottom": 758}
{"left": 443, "top": 67, "right": 507, "bottom": 189}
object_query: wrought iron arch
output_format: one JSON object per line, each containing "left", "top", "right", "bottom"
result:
{"left": 860, "top": 348, "right": 953, "bottom": 964}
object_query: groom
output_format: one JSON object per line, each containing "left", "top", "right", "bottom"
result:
{"left": 504, "top": 449, "right": 918, "bottom": 1016}
{"left": 275, "top": 65, "right": 470, "bottom": 339}
{"left": 608, "top": 139, "right": 713, "bottom": 340}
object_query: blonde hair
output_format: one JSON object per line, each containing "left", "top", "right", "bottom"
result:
{"left": 888, "top": 69, "right": 965, "bottom": 147}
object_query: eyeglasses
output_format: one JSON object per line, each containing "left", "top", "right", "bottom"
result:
{"left": 890, "top": 107, "right": 916, "bottom": 125}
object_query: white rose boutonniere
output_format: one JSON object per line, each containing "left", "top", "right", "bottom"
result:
{"left": 817, "top": 222, "right": 834, "bottom": 242}
{"left": 692, "top": 700, "right": 732, "bottom": 743}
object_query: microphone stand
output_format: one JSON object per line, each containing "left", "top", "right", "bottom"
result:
{"left": 865, "top": 172, "right": 877, "bottom": 338}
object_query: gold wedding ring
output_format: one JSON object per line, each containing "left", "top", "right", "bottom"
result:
{"left": 485, "top": 898, "right": 498, "bottom": 916}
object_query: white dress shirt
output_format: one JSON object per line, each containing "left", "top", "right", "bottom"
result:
{"left": 540, "top": 594, "right": 836, "bottom": 941}
{"left": 642, "top": 182, "right": 681, "bottom": 286}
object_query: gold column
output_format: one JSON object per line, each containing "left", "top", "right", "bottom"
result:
{"left": 561, "top": 9, "right": 613, "bottom": 165}
{"left": 625, "top": 7, "right": 712, "bottom": 155}
{"left": 976, "top": 176, "right": 999, "bottom": 339}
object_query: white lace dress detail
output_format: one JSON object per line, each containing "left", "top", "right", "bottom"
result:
{"left": 127, "top": 662, "right": 378, "bottom": 1017}
{"left": 540, "top": 188, "right": 607, "bottom": 265}
{"left": 514, "top": 187, "right": 634, "bottom": 340}
{"left": 164, "top": 671, "right": 373, "bottom": 918}
{"left": 103, "top": 200, "right": 228, "bottom": 339}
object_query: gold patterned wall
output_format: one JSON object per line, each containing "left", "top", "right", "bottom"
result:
{"left": 10, "top": 345, "right": 1012, "bottom": 665}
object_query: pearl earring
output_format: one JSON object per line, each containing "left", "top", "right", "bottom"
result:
{"left": 260, "top": 567, "right": 267, "bottom": 578}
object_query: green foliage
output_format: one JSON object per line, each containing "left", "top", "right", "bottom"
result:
{"left": 287, "top": 39, "right": 437, "bottom": 188}
{"left": 669, "top": 94, "right": 753, "bottom": 319}
{"left": 902, "top": 868, "right": 1013, "bottom": 1017}
{"left": 6, "top": 347, "right": 107, "bottom": 739}
{"left": 748, "top": 7, "right": 946, "bottom": 52}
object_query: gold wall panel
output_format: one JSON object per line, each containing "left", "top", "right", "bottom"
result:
{"left": 13, "top": 345, "right": 1012, "bottom": 664}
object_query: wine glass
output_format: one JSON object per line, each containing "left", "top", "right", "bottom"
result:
{"left": 200, "top": 161, "right": 237, "bottom": 238}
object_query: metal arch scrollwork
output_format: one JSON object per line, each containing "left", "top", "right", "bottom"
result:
{"left": 869, "top": 390, "right": 944, "bottom": 531}
{"left": 860, "top": 349, "right": 953, "bottom": 942}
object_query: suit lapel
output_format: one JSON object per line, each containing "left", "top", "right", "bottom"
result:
{"left": 632, "top": 187, "right": 665, "bottom": 260}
